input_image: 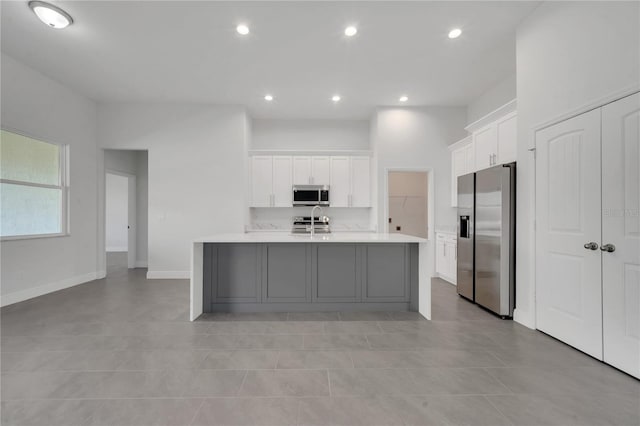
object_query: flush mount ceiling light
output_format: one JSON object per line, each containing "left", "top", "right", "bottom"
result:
{"left": 344, "top": 26, "right": 358, "bottom": 37}
{"left": 264, "top": 94, "right": 274, "bottom": 101}
{"left": 332, "top": 95, "right": 341, "bottom": 102}
{"left": 448, "top": 28, "right": 462, "bottom": 39}
{"left": 28, "top": 1, "right": 73, "bottom": 29}
{"left": 399, "top": 95, "right": 409, "bottom": 102}
{"left": 236, "top": 24, "right": 250, "bottom": 35}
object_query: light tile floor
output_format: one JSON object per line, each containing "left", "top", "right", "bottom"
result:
{"left": 1, "top": 253, "right": 638, "bottom": 425}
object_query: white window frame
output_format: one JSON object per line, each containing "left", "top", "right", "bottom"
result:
{"left": 0, "top": 128, "right": 70, "bottom": 241}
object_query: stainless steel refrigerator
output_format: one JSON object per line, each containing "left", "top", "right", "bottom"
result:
{"left": 456, "top": 163, "right": 516, "bottom": 318}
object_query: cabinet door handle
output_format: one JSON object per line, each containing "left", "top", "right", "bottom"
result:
{"left": 454, "top": 246, "right": 457, "bottom": 260}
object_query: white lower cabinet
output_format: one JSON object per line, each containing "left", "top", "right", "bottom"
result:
{"left": 435, "top": 233, "right": 457, "bottom": 284}
{"left": 535, "top": 92, "right": 640, "bottom": 379}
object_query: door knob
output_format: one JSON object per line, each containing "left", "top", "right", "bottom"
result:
{"left": 600, "top": 243, "right": 616, "bottom": 253}
{"left": 584, "top": 242, "right": 599, "bottom": 250}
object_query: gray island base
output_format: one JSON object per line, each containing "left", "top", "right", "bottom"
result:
{"left": 190, "top": 233, "right": 432, "bottom": 320}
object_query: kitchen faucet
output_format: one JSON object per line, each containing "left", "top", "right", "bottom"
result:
{"left": 310, "top": 205, "right": 324, "bottom": 237}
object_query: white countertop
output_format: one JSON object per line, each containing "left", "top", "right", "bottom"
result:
{"left": 194, "top": 232, "right": 427, "bottom": 244}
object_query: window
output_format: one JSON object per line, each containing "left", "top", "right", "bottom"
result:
{"left": 0, "top": 129, "right": 68, "bottom": 239}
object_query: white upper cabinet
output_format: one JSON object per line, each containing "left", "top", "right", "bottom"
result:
{"left": 449, "top": 136, "right": 473, "bottom": 207}
{"left": 252, "top": 154, "right": 371, "bottom": 208}
{"left": 496, "top": 112, "right": 517, "bottom": 164}
{"left": 330, "top": 156, "right": 371, "bottom": 208}
{"left": 350, "top": 156, "right": 371, "bottom": 207}
{"left": 311, "top": 156, "right": 331, "bottom": 185}
{"left": 251, "top": 156, "right": 274, "bottom": 207}
{"left": 292, "top": 156, "right": 331, "bottom": 185}
{"left": 272, "top": 156, "right": 293, "bottom": 207}
{"left": 464, "top": 143, "right": 475, "bottom": 172}
{"left": 292, "top": 157, "right": 312, "bottom": 185}
{"left": 451, "top": 146, "right": 467, "bottom": 207}
{"left": 450, "top": 106, "right": 517, "bottom": 207}
{"left": 251, "top": 156, "right": 292, "bottom": 207}
{"left": 330, "top": 156, "right": 351, "bottom": 207}
{"left": 473, "top": 124, "right": 498, "bottom": 170}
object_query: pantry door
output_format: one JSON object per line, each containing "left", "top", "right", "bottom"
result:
{"left": 602, "top": 92, "right": 640, "bottom": 378}
{"left": 535, "top": 108, "right": 603, "bottom": 360}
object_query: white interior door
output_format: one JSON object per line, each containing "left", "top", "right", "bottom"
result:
{"left": 535, "top": 108, "right": 603, "bottom": 359}
{"left": 602, "top": 92, "right": 640, "bottom": 378}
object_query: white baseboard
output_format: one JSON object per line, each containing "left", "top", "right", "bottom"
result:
{"left": 146, "top": 270, "right": 190, "bottom": 279}
{"left": 513, "top": 308, "right": 536, "bottom": 330}
{"left": 435, "top": 273, "right": 457, "bottom": 286}
{"left": 106, "top": 247, "right": 127, "bottom": 252}
{"left": 1, "top": 272, "right": 99, "bottom": 307}
{"left": 96, "top": 270, "right": 106, "bottom": 279}
{"left": 134, "top": 260, "right": 148, "bottom": 268}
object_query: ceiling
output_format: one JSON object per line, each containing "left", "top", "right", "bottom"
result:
{"left": 1, "top": 1, "right": 539, "bottom": 119}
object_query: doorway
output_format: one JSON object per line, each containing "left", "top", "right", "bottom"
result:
{"left": 105, "top": 171, "right": 136, "bottom": 271}
{"left": 103, "top": 149, "right": 148, "bottom": 277}
{"left": 387, "top": 171, "right": 429, "bottom": 238}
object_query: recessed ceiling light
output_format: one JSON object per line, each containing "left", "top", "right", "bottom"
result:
{"left": 28, "top": 1, "right": 73, "bottom": 29}
{"left": 344, "top": 26, "right": 358, "bottom": 37}
{"left": 399, "top": 95, "right": 409, "bottom": 102}
{"left": 332, "top": 95, "right": 341, "bottom": 102}
{"left": 264, "top": 94, "right": 274, "bottom": 101}
{"left": 236, "top": 24, "right": 250, "bottom": 35}
{"left": 448, "top": 28, "right": 462, "bottom": 39}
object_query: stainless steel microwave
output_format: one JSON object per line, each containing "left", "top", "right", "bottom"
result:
{"left": 292, "top": 185, "right": 330, "bottom": 206}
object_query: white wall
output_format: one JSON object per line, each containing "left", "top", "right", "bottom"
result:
{"left": 98, "top": 104, "right": 249, "bottom": 277}
{"left": 105, "top": 173, "right": 129, "bottom": 252}
{"left": 0, "top": 53, "right": 99, "bottom": 305}
{"left": 104, "top": 149, "right": 149, "bottom": 266}
{"left": 515, "top": 1, "right": 640, "bottom": 328}
{"left": 467, "top": 73, "right": 517, "bottom": 125}
{"left": 371, "top": 107, "right": 468, "bottom": 235}
{"left": 136, "top": 151, "right": 149, "bottom": 266}
{"left": 249, "top": 119, "right": 372, "bottom": 230}
{"left": 251, "top": 119, "right": 370, "bottom": 151}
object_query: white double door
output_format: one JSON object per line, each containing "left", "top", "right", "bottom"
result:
{"left": 536, "top": 93, "right": 640, "bottom": 378}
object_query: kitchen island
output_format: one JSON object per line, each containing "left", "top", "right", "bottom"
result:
{"left": 190, "top": 233, "right": 432, "bottom": 320}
